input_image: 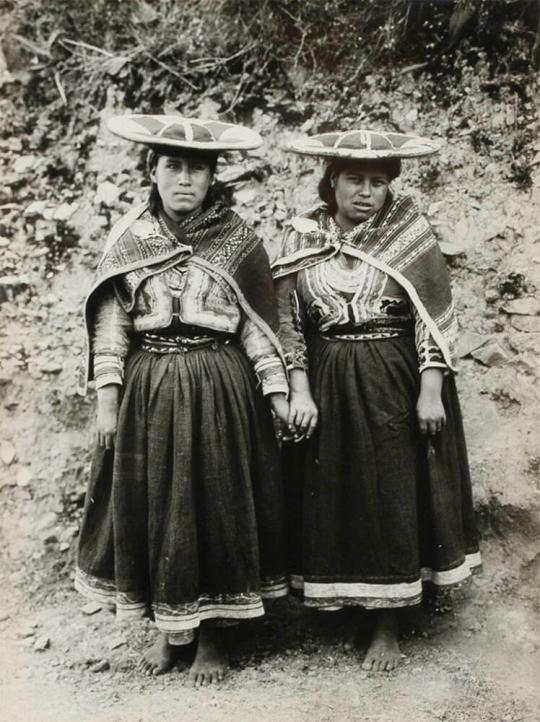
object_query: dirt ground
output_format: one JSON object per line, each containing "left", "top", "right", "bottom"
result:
{"left": 0, "top": 539, "right": 537, "bottom": 722}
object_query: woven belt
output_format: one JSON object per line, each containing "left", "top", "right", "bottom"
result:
{"left": 139, "top": 332, "right": 231, "bottom": 354}
{"left": 321, "top": 318, "right": 413, "bottom": 341}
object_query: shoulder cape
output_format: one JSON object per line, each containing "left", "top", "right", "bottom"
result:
{"left": 272, "top": 195, "right": 458, "bottom": 371}
{"left": 79, "top": 201, "right": 283, "bottom": 393}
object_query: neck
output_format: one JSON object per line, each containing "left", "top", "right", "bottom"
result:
{"left": 162, "top": 204, "right": 204, "bottom": 224}
{"left": 334, "top": 211, "right": 366, "bottom": 232}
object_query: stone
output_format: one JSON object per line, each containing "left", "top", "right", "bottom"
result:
{"left": 510, "top": 316, "right": 540, "bottom": 333}
{"left": 16, "top": 467, "right": 32, "bottom": 487}
{"left": 40, "top": 363, "right": 63, "bottom": 374}
{"left": 109, "top": 637, "right": 127, "bottom": 650}
{"left": 502, "top": 298, "right": 540, "bottom": 316}
{"left": 234, "top": 187, "right": 257, "bottom": 205}
{"left": 471, "top": 340, "right": 510, "bottom": 367}
{"left": 95, "top": 181, "right": 120, "bottom": 207}
{"left": 455, "top": 331, "right": 488, "bottom": 359}
{"left": 23, "top": 200, "right": 48, "bottom": 218}
{"left": 0, "top": 441, "right": 16, "bottom": 465}
{"left": 0, "top": 275, "right": 32, "bottom": 303}
{"left": 53, "top": 202, "right": 79, "bottom": 222}
{"left": 14, "top": 155, "right": 39, "bottom": 174}
{"left": 89, "top": 659, "right": 110, "bottom": 673}
{"left": 0, "top": 236, "right": 9, "bottom": 248}
{"left": 34, "top": 219, "right": 57, "bottom": 242}
{"left": 37, "top": 511, "right": 58, "bottom": 531}
{"left": 33, "top": 636, "right": 51, "bottom": 652}
{"left": 81, "top": 602, "right": 102, "bottom": 616}
{"left": 439, "top": 241, "right": 466, "bottom": 256}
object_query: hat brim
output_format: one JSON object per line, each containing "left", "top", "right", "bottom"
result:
{"left": 286, "top": 143, "right": 440, "bottom": 159}
{"left": 107, "top": 115, "right": 263, "bottom": 151}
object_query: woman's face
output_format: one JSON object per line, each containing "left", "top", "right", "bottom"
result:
{"left": 151, "top": 153, "right": 213, "bottom": 220}
{"left": 333, "top": 162, "right": 390, "bottom": 230}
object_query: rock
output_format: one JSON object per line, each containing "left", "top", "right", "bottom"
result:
{"left": 217, "top": 164, "right": 252, "bottom": 185}
{"left": 439, "top": 241, "right": 466, "bottom": 256}
{"left": 0, "top": 236, "right": 9, "bottom": 248}
{"left": 471, "top": 340, "right": 510, "bottom": 367}
{"left": 89, "top": 659, "right": 110, "bottom": 673}
{"left": 23, "top": 200, "right": 48, "bottom": 218}
{"left": 33, "top": 636, "right": 51, "bottom": 652}
{"left": 53, "top": 202, "right": 79, "bottom": 222}
{"left": 81, "top": 602, "right": 102, "bottom": 616}
{"left": 42, "top": 526, "right": 61, "bottom": 543}
{"left": 510, "top": 316, "right": 540, "bottom": 333}
{"left": 34, "top": 219, "right": 57, "bottom": 242}
{"left": 59, "top": 524, "right": 79, "bottom": 541}
{"left": 104, "top": 56, "right": 129, "bottom": 77}
{"left": 0, "top": 275, "right": 32, "bottom": 303}
{"left": 37, "top": 511, "right": 58, "bottom": 531}
{"left": 16, "top": 467, "right": 32, "bottom": 487}
{"left": 234, "top": 187, "right": 257, "bottom": 205}
{"left": 40, "top": 363, "right": 63, "bottom": 374}
{"left": 95, "top": 181, "right": 120, "bottom": 207}
{"left": 59, "top": 541, "right": 71, "bottom": 552}
{"left": 0, "top": 611, "right": 10, "bottom": 622}
{"left": 501, "top": 298, "right": 540, "bottom": 316}
{"left": 427, "top": 201, "right": 444, "bottom": 216}
{"left": 0, "top": 441, "right": 16, "bottom": 466}
{"left": 14, "top": 155, "right": 39, "bottom": 174}
{"left": 455, "top": 331, "right": 488, "bottom": 359}
{"left": 109, "top": 637, "right": 127, "bottom": 650}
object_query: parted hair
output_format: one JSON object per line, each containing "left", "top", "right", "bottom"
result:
{"left": 146, "top": 146, "right": 226, "bottom": 217}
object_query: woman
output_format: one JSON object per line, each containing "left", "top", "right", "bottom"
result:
{"left": 273, "top": 129, "right": 481, "bottom": 672}
{"left": 76, "top": 115, "right": 289, "bottom": 685}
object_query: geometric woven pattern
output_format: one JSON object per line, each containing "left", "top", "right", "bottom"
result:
{"left": 288, "top": 129, "right": 441, "bottom": 159}
{"left": 107, "top": 114, "right": 263, "bottom": 150}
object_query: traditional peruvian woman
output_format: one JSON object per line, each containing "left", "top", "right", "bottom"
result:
{"left": 273, "top": 129, "right": 481, "bottom": 672}
{"left": 76, "top": 115, "right": 289, "bottom": 684}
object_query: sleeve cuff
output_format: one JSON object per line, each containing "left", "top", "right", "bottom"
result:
{"left": 95, "top": 373, "right": 123, "bottom": 389}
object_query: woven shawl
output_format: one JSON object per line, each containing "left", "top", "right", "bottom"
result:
{"left": 272, "top": 194, "right": 458, "bottom": 370}
{"left": 80, "top": 201, "right": 282, "bottom": 391}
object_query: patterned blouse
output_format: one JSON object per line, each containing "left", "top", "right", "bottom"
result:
{"left": 92, "top": 261, "right": 289, "bottom": 397}
{"left": 275, "top": 217, "right": 446, "bottom": 374}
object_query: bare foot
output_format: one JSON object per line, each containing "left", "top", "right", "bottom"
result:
{"left": 362, "top": 610, "right": 402, "bottom": 672}
{"left": 189, "top": 625, "right": 228, "bottom": 687}
{"left": 138, "top": 632, "right": 179, "bottom": 676}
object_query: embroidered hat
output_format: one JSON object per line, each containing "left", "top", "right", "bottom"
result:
{"left": 107, "top": 114, "right": 263, "bottom": 151}
{"left": 287, "top": 129, "right": 440, "bottom": 159}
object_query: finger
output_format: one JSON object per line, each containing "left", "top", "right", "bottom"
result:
{"left": 428, "top": 420, "right": 438, "bottom": 436}
{"left": 418, "top": 420, "right": 428, "bottom": 435}
{"left": 105, "top": 433, "right": 113, "bottom": 450}
{"left": 97, "top": 431, "right": 104, "bottom": 447}
{"left": 296, "top": 411, "right": 310, "bottom": 432}
{"left": 305, "top": 414, "right": 318, "bottom": 439}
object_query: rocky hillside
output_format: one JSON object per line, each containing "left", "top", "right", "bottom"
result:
{"left": 0, "top": 0, "right": 538, "bottom": 601}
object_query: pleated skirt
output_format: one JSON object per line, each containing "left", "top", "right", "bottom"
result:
{"left": 76, "top": 341, "right": 287, "bottom": 642}
{"left": 283, "top": 333, "right": 481, "bottom": 610}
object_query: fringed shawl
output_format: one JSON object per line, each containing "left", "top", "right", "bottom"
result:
{"left": 80, "top": 201, "right": 282, "bottom": 392}
{"left": 272, "top": 194, "right": 458, "bottom": 370}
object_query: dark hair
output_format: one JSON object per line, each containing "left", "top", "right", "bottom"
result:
{"left": 146, "top": 145, "right": 227, "bottom": 217}
{"left": 318, "top": 157, "right": 401, "bottom": 216}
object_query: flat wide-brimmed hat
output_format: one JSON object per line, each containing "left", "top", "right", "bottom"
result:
{"left": 288, "top": 129, "right": 440, "bottom": 159}
{"left": 107, "top": 114, "right": 262, "bottom": 151}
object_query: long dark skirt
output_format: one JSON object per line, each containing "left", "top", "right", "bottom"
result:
{"left": 76, "top": 341, "right": 287, "bottom": 643}
{"left": 283, "top": 333, "right": 480, "bottom": 610}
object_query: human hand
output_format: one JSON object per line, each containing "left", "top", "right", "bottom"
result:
{"left": 269, "top": 393, "right": 290, "bottom": 425}
{"left": 96, "top": 385, "right": 120, "bottom": 449}
{"left": 288, "top": 390, "right": 318, "bottom": 441}
{"left": 416, "top": 390, "right": 446, "bottom": 436}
